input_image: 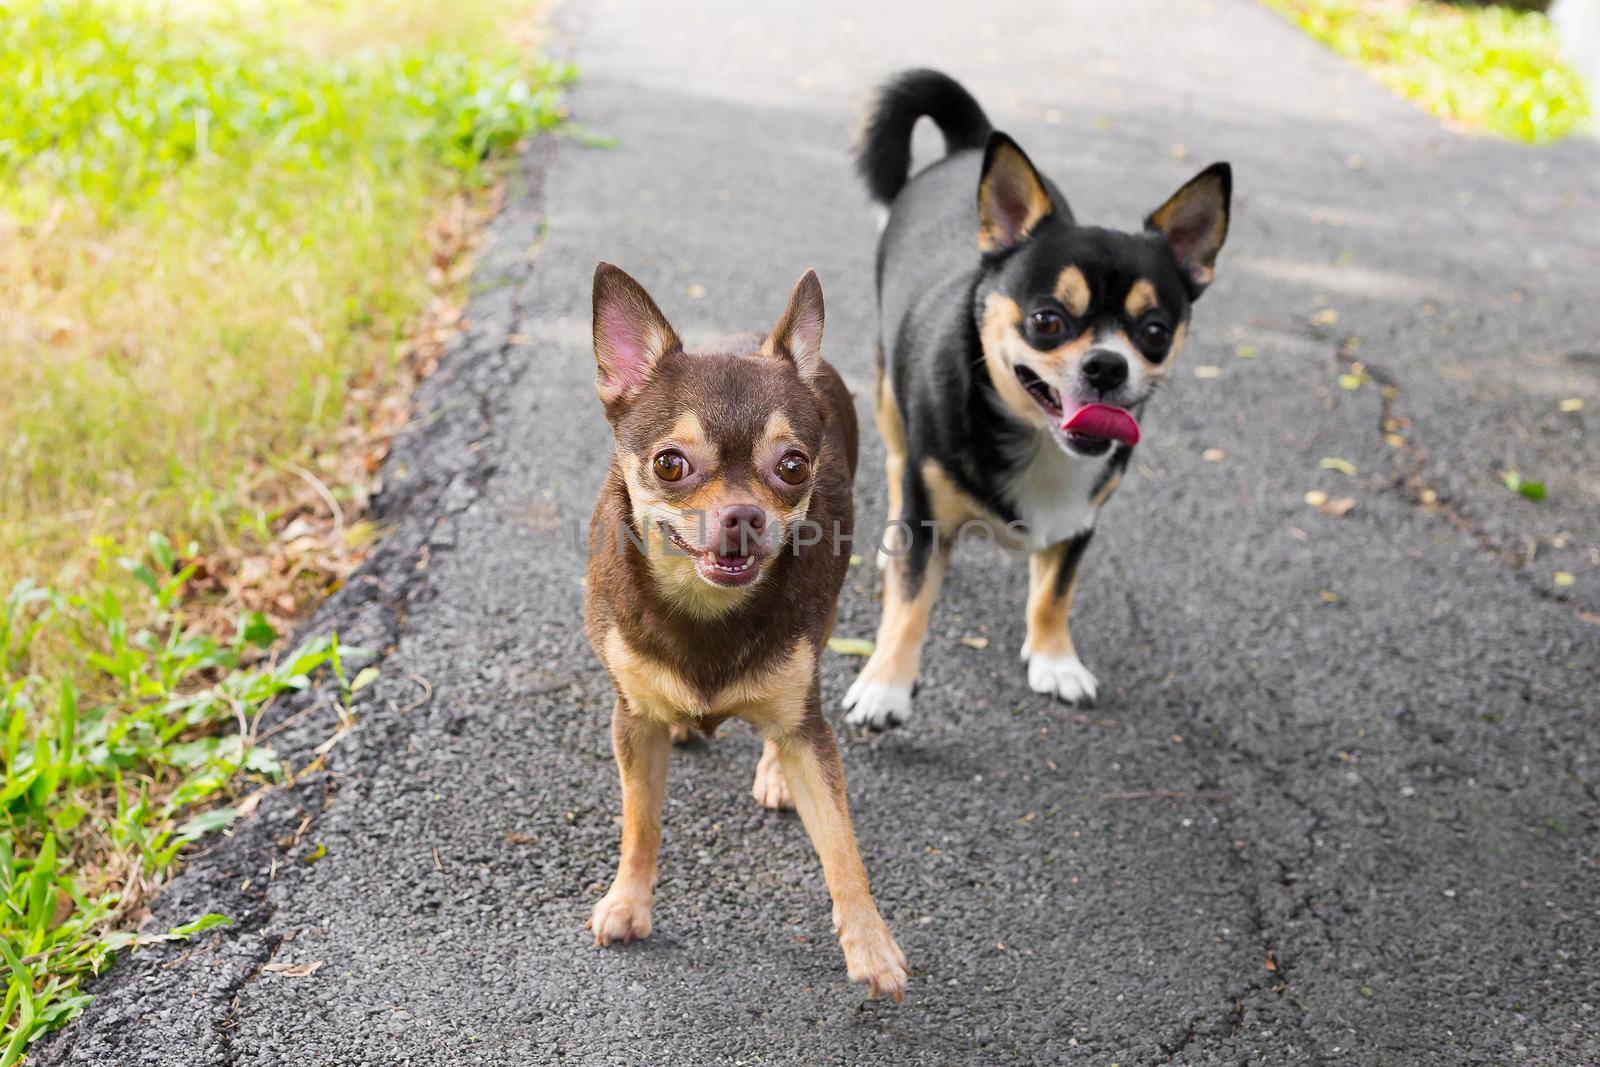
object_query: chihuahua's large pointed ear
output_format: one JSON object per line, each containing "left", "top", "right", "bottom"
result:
{"left": 592, "top": 261, "right": 681, "bottom": 407}
{"left": 764, "top": 269, "right": 826, "bottom": 380}
{"left": 1146, "top": 162, "right": 1231, "bottom": 299}
{"left": 977, "top": 132, "right": 1054, "bottom": 256}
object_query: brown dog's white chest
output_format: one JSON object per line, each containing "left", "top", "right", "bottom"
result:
{"left": 600, "top": 628, "right": 813, "bottom": 736}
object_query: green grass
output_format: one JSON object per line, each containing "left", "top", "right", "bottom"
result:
{"left": 1264, "top": 0, "right": 1591, "bottom": 142}
{"left": 2, "top": 535, "right": 371, "bottom": 1061}
{"left": 0, "top": 0, "right": 569, "bottom": 587}
{"left": 0, "top": 0, "right": 567, "bottom": 1056}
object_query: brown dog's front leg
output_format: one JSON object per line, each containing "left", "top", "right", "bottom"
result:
{"left": 776, "top": 716, "right": 907, "bottom": 1001}
{"left": 588, "top": 699, "right": 670, "bottom": 946}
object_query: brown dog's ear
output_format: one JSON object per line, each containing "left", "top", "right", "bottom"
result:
{"left": 764, "top": 269, "right": 825, "bottom": 380}
{"left": 977, "top": 132, "right": 1053, "bottom": 255}
{"left": 592, "top": 262, "right": 682, "bottom": 407}
{"left": 1146, "top": 162, "right": 1231, "bottom": 299}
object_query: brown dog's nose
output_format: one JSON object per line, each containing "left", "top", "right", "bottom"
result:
{"left": 719, "top": 504, "right": 766, "bottom": 554}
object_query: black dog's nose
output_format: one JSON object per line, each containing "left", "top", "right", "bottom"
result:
{"left": 719, "top": 504, "right": 766, "bottom": 552}
{"left": 1080, "top": 350, "right": 1128, "bottom": 395}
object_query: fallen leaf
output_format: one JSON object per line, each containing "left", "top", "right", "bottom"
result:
{"left": 1559, "top": 397, "right": 1583, "bottom": 413}
{"left": 827, "top": 636, "right": 875, "bottom": 657}
{"left": 1194, "top": 365, "right": 1222, "bottom": 379}
{"left": 1170, "top": 143, "right": 1189, "bottom": 159}
{"left": 1234, "top": 345, "right": 1258, "bottom": 358}
{"left": 1337, "top": 374, "right": 1363, "bottom": 391}
{"left": 1304, "top": 490, "right": 1328, "bottom": 507}
{"left": 686, "top": 283, "right": 706, "bottom": 299}
{"left": 1319, "top": 457, "right": 1358, "bottom": 476}
{"left": 1312, "top": 308, "right": 1339, "bottom": 326}
{"left": 1502, "top": 471, "right": 1546, "bottom": 501}
{"left": 262, "top": 960, "right": 324, "bottom": 978}
{"left": 1318, "top": 497, "right": 1357, "bottom": 518}
{"left": 958, "top": 635, "right": 989, "bottom": 650}
{"left": 1554, "top": 571, "right": 1576, "bottom": 589}
{"left": 1202, "top": 448, "right": 1226, "bottom": 462}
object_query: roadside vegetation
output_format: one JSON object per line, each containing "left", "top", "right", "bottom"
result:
{"left": 0, "top": 0, "right": 567, "bottom": 1056}
{"left": 1264, "top": 0, "right": 1591, "bottom": 142}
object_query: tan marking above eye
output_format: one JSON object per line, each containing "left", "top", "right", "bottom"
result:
{"left": 1124, "top": 279, "right": 1158, "bottom": 319}
{"left": 1053, "top": 266, "right": 1091, "bottom": 317}
{"left": 761, "top": 410, "right": 795, "bottom": 447}
{"left": 665, "top": 410, "right": 709, "bottom": 450}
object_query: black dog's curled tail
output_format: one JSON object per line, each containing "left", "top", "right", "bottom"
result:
{"left": 855, "top": 69, "right": 992, "bottom": 206}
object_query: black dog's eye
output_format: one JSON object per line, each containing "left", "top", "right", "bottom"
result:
{"left": 1029, "top": 309, "right": 1066, "bottom": 339}
{"left": 1138, "top": 319, "right": 1173, "bottom": 356}
{"left": 776, "top": 452, "right": 811, "bottom": 486}
{"left": 653, "top": 449, "right": 690, "bottom": 482}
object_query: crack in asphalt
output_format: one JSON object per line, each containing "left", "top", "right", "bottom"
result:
{"left": 1334, "top": 338, "right": 1589, "bottom": 615}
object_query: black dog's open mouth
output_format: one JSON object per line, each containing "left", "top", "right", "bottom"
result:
{"left": 1014, "top": 365, "right": 1114, "bottom": 457}
{"left": 1015, "top": 365, "right": 1063, "bottom": 420}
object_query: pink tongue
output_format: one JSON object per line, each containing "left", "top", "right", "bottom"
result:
{"left": 1061, "top": 403, "right": 1140, "bottom": 446}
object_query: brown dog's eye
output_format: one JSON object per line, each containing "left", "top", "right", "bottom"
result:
{"left": 1030, "top": 310, "right": 1065, "bottom": 339}
{"left": 653, "top": 450, "right": 690, "bottom": 482}
{"left": 776, "top": 452, "right": 811, "bottom": 485}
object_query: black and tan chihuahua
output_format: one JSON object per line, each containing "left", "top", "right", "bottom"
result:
{"left": 843, "top": 70, "right": 1232, "bottom": 729}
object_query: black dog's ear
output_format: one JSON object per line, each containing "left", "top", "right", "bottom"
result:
{"left": 592, "top": 262, "right": 682, "bottom": 408}
{"left": 977, "top": 132, "right": 1054, "bottom": 255}
{"left": 1146, "top": 163, "right": 1231, "bottom": 299}
{"left": 764, "top": 269, "right": 826, "bottom": 380}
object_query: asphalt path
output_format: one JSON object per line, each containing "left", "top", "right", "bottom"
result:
{"left": 39, "top": 0, "right": 1600, "bottom": 1063}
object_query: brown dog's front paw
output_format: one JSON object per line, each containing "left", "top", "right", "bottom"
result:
{"left": 751, "top": 749, "right": 793, "bottom": 810}
{"left": 839, "top": 920, "right": 909, "bottom": 1003}
{"left": 587, "top": 890, "right": 653, "bottom": 947}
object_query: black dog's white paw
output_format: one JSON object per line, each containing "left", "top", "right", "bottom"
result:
{"left": 1025, "top": 652, "right": 1098, "bottom": 705}
{"left": 842, "top": 676, "right": 913, "bottom": 729}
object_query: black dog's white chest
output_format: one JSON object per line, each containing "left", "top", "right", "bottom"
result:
{"left": 1002, "top": 434, "right": 1112, "bottom": 551}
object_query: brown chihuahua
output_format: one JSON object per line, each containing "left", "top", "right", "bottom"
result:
{"left": 582, "top": 262, "right": 908, "bottom": 1001}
